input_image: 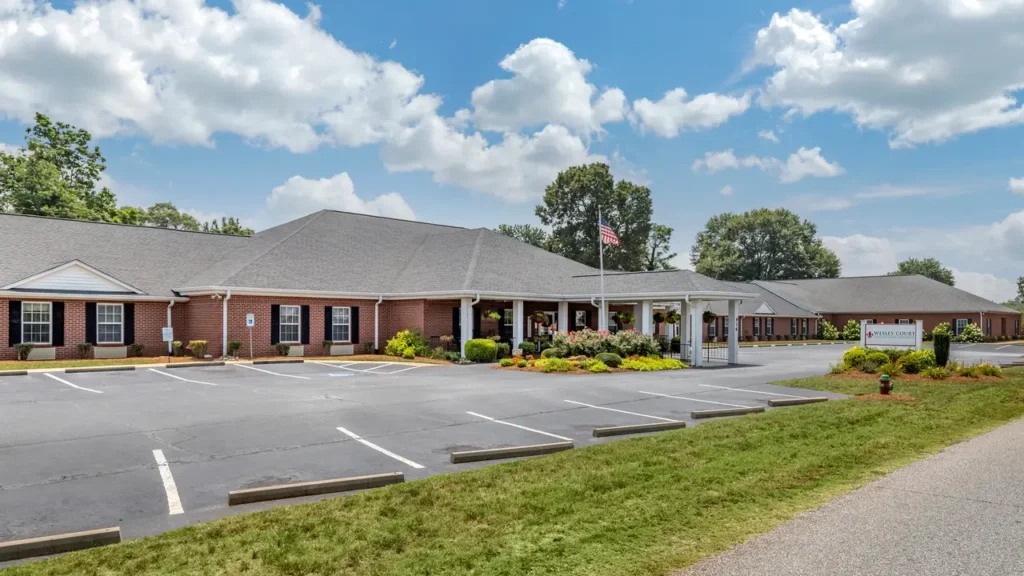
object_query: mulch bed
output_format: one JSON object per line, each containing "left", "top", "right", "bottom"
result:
{"left": 855, "top": 393, "right": 918, "bottom": 402}
{"left": 828, "top": 371, "right": 1002, "bottom": 383}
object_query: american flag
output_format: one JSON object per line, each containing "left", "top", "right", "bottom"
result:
{"left": 599, "top": 218, "right": 620, "bottom": 246}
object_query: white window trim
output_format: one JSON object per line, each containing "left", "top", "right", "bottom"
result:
{"left": 279, "top": 305, "right": 301, "bottom": 344}
{"left": 504, "top": 309, "right": 513, "bottom": 327}
{"left": 331, "top": 306, "right": 351, "bottom": 343}
{"left": 801, "top": 318, "right": 808, "bottom": 335}
{"left": 21, "top": 301, "right": 52, "bottom": 345}
{"left": 753, "top": 319, "right": 760, "bottom": 336}
{"left": 897, "top": 319, "right": 911, "bottom": 325}
{"left": 708, "top": 320, "right": 717, "bottom": 337}
{"left": 96, "top": 303, "right": 124, "bottom": 345}
{"left": 766, "top": 318, "right": 774, "bottom": 336}
{"left": 791, "top": 318, "right": 797, "bottom": 336}
{"left": 955, "top": 318, "right": 968, "bottom": 335}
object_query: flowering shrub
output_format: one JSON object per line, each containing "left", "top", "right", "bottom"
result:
{"left": 385, "top": 329, "right": 430, "bottom": 357}
{"left": 955, "top": 323, "right": 983, "bottom": 343}
{"left": 550, "top": 329, "right": 661, "bottom": 358}
{"left": 622, "top": 356, "right": 687, "bottom": 371}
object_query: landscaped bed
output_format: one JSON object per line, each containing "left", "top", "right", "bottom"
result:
{"left": 0, "top": 356, "right": 218, "bottom": 372}
{"left": 495, "top": 354, "right": 686, "bottom": 373}
{"left": 8, "top": 368, "right": 1024, "bottom": 576}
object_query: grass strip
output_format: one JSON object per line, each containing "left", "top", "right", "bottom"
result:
{"left": 6, "top": 371, "right": 1024, "bottom": 576}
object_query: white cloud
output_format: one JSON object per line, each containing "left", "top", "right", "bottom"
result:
{"left": 558, "top": 0, "right": 567, "bottom": 8}
{"left": 467, "top": 38, "right": 627, "bottom": 134}
{"left": 719, "top": 185, "right": 733, "bottom": 197}
{"left": 853, "top": 185, "right": 937, "bottom": 199}
{"left": 389, "top": 39, "right": 397, "bottom": 49}
{"left": 758, "top": 129, "right": 780, "bottom": 143}
{"left": 822, "top": 234, "right": 898, "bottom": 276}
{"left": 0, "top": 142, "right": 22, "bottom": 155}
{"left": 1010, "top": 178, "right": 1024, "bottom": 195}
{"left": 264, "top": 172, "right": 415, "bottom": 225}
{"left": 790, "top": 194, "right": 855, "bottom": 212}
{"left": 951, "top": 269, "right": 1018, "bottom": 303}
{"left": 750, "top": 2, "right": 1024, "bottom": 148}
{"left": 633, "top": 88, "right": 751, "bottom": 138}
{"left": 779, "top": 147, "right": 844, "bottom": 183}
{"left": 691, "top": 149, "right": 779, "bottom": 173}
{"left": 609, "top": 150, "right": 650, "bottom": 186}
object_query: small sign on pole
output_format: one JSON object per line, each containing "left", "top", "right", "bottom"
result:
{"left": 246, "top": 313, "right": 255, "bottom": 359}
{"left": 161, "top": 327, "right": 174, "bottom": 342}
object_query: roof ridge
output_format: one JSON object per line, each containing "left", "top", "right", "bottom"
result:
{"left": 461, "top": 229, "right": 486, "bottom": 290}
{"left": 0, "top": 212, "right": 251, "bottom": 238}
{"left": 217, "top": 211, "right": 330, "bottom": 287}
{"left": 324, "top": 209, "right": 466, "bottom": 230}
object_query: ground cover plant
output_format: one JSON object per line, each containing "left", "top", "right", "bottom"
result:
{"left": 832, "top": 346, "right": 1003, "bottom": 381}
{"left": 11, "top": 368, "right": 1024, "bottom": 576}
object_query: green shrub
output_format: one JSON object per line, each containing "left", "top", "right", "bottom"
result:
{"left": 495, "top": 343, "right": 511, "bottom": 359}
{"left": 444, "top": 351, "right": 462, "bottom": 362}
{"left": 274, "top": 342, "right": 290, "bottom": 356}
{"left": 189, "top": 340, "right": 208, "bottom": 358}
{"left": 385, "top": 329, "right": 430, "bottom": 357}
{"left": 402, "top": 347, "right": 416, "bottom": 360}
{"left": 429, "top": 346, "right": 447, "bottom": 359}
{"left": 499, "top": 358, "right": 514, "bottom": 367}
{"left": 129, "top": 343, "right": 145, "bottom": 357}
{"left": 820, "top": 321, "right": 839, "bottom": 340}
{"left": 541, "top": 347, "right": 559, "bottom": 359}
{"left": 519, "top": 342, "right": 536, "bottom": 355}
{"left": 882, "top": 348, "right": 908, "bottom": 362}
{"left": 955, "top": 323, "right": 983, "bottom": 343}
{"left": 172, "top": 340, "right": 184, "bottom": 356}
{"left": 932, "top": 322, "right": 951, "bottom": 336}
{"left": 898, "top": 349, "right": 936, "bottom": 374}
{"left": 465, "top": 338, "right": 498, "bottom": 362}
{"left": 933, "top": 332, "right": 951, "bottom": 367}
{"left": 588, "top": 360, "right": 610, "bottom": 373}
{"left": 595, "top": 352, "right": 622, "bottom": 368}
{"left": 76, "top": 343, "right": 93, "bottom": 358}
{"left": 828, "top": 363, "right": 846, "bottom": 374}
{"left": 977, "top": 362, "right": 1002, "bottom": 377}
{"left": 953, "top": 362, "right": 979, "bottom": 378}
{"left": 226, "top": 341, "right": 242, "bottom": 357}
{"left": 622, "top": 356, "right": 686, "bottom": 371}
{"left": 842, "top": 347, "right": 868, "bottom": 370}
{"left": 516, "top": 359, "right": 527, "bottom": 368}
{"left": 537, "top": 358, "right": 573, "bottom": 373}
{"left": 865, "top": 350, "right": 890, "bottom": 366}
{"left": 842, "top": 319, "right": 861, "bottom": 341}
{"left": 859, "top": 359, "right": 882, "bottom": 374}
{"left": 879, "top": 360, "right": 903, "bottom": 377}
{"left": 14, "top": 343, "right": 34, "bottom": 361}
{"left": 921, "top": 366, "right": 950, "bottom": 380}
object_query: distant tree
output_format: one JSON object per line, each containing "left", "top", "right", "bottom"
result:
{"left": 1018, "top": 275, "right": 1024, "bottom": 301}
{"left": 496, "top": 224, "right": 551, "bottom": 249}
{"left": 114, "top": 206, "right": 148, "bottom": 226}
{"left": 144, "top": 202, "right": 200, "bottom": 230}
{"left": 690, "top": 208, "right": 841, "bottom": 281}
{"left": 644, "top": 224, "right": 677, "bottom": 270}
{"left": 202, "top": 216, "right": 254, "bottom": 236}
{"left": 887, "top": 257, "right": 955, "bottom": 286}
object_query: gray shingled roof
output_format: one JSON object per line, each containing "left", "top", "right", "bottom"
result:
{"left": 755, "top": 276, "right": 1019, "bottom": 314}
{"left": 0, "top": 214, "right": 248, "bottom": 297}
{"left": 703, "top": 281, "right": 819, "bottom": 317}
{"left": 567, "top": 270, "right": 757, "bottom": 298}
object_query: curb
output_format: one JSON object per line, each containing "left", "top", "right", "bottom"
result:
{"left": 691, "top": 406, "right": 765, "bottom": 419}
{"left": 0, "top": 527, "right": 120, "bottom": 562}
{"left": 450, "top": 441, "right": 573, "bottom": 464}
{"left": 252, "top": 359, "right": 305, "bottom": 365}
{"left": 228, "top": 472, "right": 404, "bottom": 506}
{"left": 163, "top": 361, "right": 226, "bottom": 369}
{"left": 64, "top": 366, "right": 135, "bottom": 374}
{"left": 0, "top": 370, "right": 27, "bottom": 377}
{"left": 592, "top": 421, "right": 686, "bottom": 437}
{"left": 767, "top": 397, "right": 829, "bottom": 407}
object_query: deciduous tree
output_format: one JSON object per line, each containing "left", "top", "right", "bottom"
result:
{"left": 645, "top": 224, "right": 677, "bottom": 271}
{"left": 887, "top": 257, "right": 955, "bottom": 286}
{"left": 496, "top": 224, "right": 551, "bottom": 249}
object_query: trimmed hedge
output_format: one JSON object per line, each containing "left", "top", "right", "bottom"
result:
{"left": 465, "top": 338, "right": 497, "bottom": 362}
{"left": 595, "top": 352, "right": 623, "bottom": 368}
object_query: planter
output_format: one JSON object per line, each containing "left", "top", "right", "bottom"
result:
{"left": 329, "top": 344, "right": 354, "bottom": 356}
{"left": 287, "top": 345, "right": 305, "bottom": 357}
{"left": 26, "top": 347, "right": 56, "bottom": 361}
{"left": 93, "top": 346, "right": 127, "bottom": 359}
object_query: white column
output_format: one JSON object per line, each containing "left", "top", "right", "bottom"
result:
{"left": 690, "top": 299, "right": 703, "bottom": 367}
{"left": 640, "top": 300, "right": 654, "bottom": 335}
{"left": 728, "top": 300, "right": 740, "bottom": 364}
{"left": 599, "top": 300, "right": 610, "bottom": 332}
{"left": 557, "top": 301, "right": 569, "bottom": 334}
{"left": 460, "top": 297, "right": 473, "bottom": 358}
{"left": 915, "top": 319, "right": 924, "bottom": 350}
{"left": 632, "top": 303, "right": 642, "bottom": 330}
{"left": 680, "top": 300, "right": 690, "bottom": 351}
{"left": 512, "top": 300, "right": 524, "bottom": 349}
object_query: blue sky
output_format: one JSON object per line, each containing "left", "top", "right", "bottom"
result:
{"left": 0, "top": 0, "right": 1022, "bottom": 300}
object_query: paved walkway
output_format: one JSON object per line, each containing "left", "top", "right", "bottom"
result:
{"left": 679, "top": 418, "right": 1024, "bottom": 576}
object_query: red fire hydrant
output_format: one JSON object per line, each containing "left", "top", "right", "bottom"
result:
{"left": 879, "top": 374, "right": 893, "bottom": 395}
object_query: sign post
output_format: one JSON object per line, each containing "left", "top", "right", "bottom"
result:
{"left": 246, "top": 313, "right": 255, "bottom": 359}
{"left": 861, "top": 320, "right": 922, "bottom": 350}
{"left": 162, "top": 327, "right": 174, "bottom": 355}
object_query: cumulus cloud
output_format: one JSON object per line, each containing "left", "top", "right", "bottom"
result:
{"left": 633, "top": 89, "right": 751, "bottom": 138}
{"left": 719, "top": 185, "right": 734, "bottom": 197}
{"left": 264, "top": 173, "right": 415, "bottom": 225}
{"left": 691, "top": 149, "right": 779, "bottom": 174}
{"left": 0, "top": 142, "right": 22, "bottom": 156}
{"left": 749, "top": 2, "right": 1024, "bottom": 148}
{"left": 779, "top": 147, "right": 845, "bottom": 183}
{"left": 758, "top": 129, "right": 780, "bottom": 143}
{"left": 609, "top": 150, "right": 650, "bottom": 186}
{"left": 822, "top": 234, "right": 899, "bottom": 276}
{"left": 1011, "top": 178, "right": 1024, "bottom": 195}
{"left": 951, "top": 269, "right": 1018, "bottom": 303}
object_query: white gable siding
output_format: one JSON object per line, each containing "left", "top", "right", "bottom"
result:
{"left": 18, "top": 264, "right": 132, "bottom": 293}
{"left": 754, "top": 302, "right": 776, "bottom": 315}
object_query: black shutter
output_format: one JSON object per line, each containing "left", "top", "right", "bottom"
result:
{"left": 324, "top": 306, "right": 333, "bottom": 342}
{"left": 52, "top": 302, "right": 65, "bottom": 347}
{"left": 473, "top": 307, "right": 481, "bottom": 339}
{"left": 8, "top": 301, "right": 21, "bottom": 346}
{"left": 85, "top": 302, "right": 97, "bottom": 345}
{"left": 270, "top": 304, "right": 280, "bottom": 344}
{"left": 123, "top": 303, "right": 135, "bottom": 345}
{"left": 351, "top": 307, "right": 360, "bottom": 344}
{"left": 452, "top": 307, "right": 460, "bottom": 336}
{"left": 301, "top": 305, "right": 310, "bottom": 345}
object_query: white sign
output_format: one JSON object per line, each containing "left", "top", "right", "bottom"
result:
{"left": 161, "top": 327, "right": 174, "bottom": 342}
{"left": 861, "top": 320, "right": 922, "bottom": 349}
{"left": 246, "top": 313, "right": 255, "bottom": 327}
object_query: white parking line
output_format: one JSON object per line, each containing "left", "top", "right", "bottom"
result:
{"left": 152, "top": 449, "right": 184, "bottom": 515}
{"left": 336, "top": 426, "right": 424, "bottom": 469}
{"left": 149, "top": 368, "right": 217, "bottom": 386}
{"left": 637, "top": 390, "right": 751, "bottom": 409}
{"left": 42, "top": 372, "right": 103, "bottom": 394}
{"left": 563, "top": 400, "right": 678, "bottom": 422}
{"left": 379, "top": 365, "right": 422, "bottom": 375}
{"left": 361, "top": 364, "right": 391, "bottom": 372}
{"left": 466, "top": 411, "right": 573, "bottom": 442}
{"left": 310, "top": 360, "right": 381, "bottom": 374}
{"left": 234, "top": 363, "right": 310, "bottom": 380}
{"left": 698, "top": 384, "right": 804, "bottom": 398}
{"left": 995, "top": 345, "right": 1014, "bottom": 351}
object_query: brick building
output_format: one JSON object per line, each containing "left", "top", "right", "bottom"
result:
{"left": 2, "top": 211, "right": 1018, "bottom": 366}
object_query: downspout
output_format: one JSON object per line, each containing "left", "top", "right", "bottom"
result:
{"left": 374, "top": 296, "right": 383, "bottom": 353}
{"left": 472, "top": 294, "right": 481, "bottom": 306}
{"left": 222, "top": 290, "right": 231, "bottom": 358}
{"left": 166, "top": 300, "right": 175, "bottom": 355}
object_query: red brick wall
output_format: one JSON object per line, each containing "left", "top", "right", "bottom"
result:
{"left": 186, "top": 296, "right": 223, "bottom": 357}
{"left": 381, "top": 300, "right": 425, "bottom": 345}
{"left": 225, "top": 296, "right": 377, "bottom": 358}
{"left": 424, "top": 300, "right": 459, "bottom": 339}
{"left": 822, "top": 313, "right": 1021, "bottom": 337}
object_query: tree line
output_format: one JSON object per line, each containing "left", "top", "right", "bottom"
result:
{"left": 0, "top": 113, "right": 253, "bottom": 236}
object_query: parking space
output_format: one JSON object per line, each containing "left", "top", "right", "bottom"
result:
{"left": 0, "top": 350, "right": 845, "bottom": 558}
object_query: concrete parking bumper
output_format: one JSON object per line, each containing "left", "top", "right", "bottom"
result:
{"left": 164, "top": 361, "right": 225, "bottom": 369}
{"left": 450, "top": 442, "right": 573, "bottom": 463}
{"left": 64, "top": 366, "right": 135, "bottom": 374}
{"left": 592, "top": 421, "right": 687, "bottom": 437}
{"left": 767, "top": 397, "right": 829, "bottom": 407}
{"left": 0, "top": 527, "right": 121, "bottom": 562}
{"left": 691, "top": 406, "right": 766, "bottom": 419}
{"left": 227, "top": 472, "right": 404, "bottom": 505}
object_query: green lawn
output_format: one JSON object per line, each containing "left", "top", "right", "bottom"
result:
{"left": 6, "top": 371, "right": 1024, "bottom": 576}
{"left": 0, "top": 357, "right": 175, "bottom": 371}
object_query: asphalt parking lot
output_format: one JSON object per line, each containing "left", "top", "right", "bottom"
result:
{"left": 1, "top": 341, "right": 1017, "bottom": 563}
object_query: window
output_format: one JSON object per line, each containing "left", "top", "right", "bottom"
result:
{"left": 538, "top": 312, "right": 558, "bottom": 336}
{"left": 753, "top": 319, "right": 760, "bottom": 337}
{"left": 575, "top": 310, "right": 587, "bottom": 328}
{"left": 955, "top": 318, "right": 968, "bottom": 335}
{"left": 801, "top": 319, "right": 808, "bottom": 335}
{"left": 96, "top": 303, "right": 123, "bottom": 344}
{"left": 766, "top": 318, "right": 774, "bottom": 336}
{"left": 708, "top": 320, "right": 717, "bottom": 338}
{"left": 504, "top": 309, "right": 513, "bottom": 327}
{"left": 723, "top": 318, "right": 730, "bottom": 338}
{"left": 791, "top": 318, "right": 797, "bottom": 336}
{"left": 864, "top": 319, "right": 875, "bottom": 325}
{"left": 985, "top": 318, "right": 992, "bottom": 336}
{"left": 897, "top": 319, "right": 911, "bottom": 325}
{"left": 22, "top": 302, "right": 51, "bottom": 344}
{"left": 331, "top": 307, "right": 351, "bottom": 342}
{"left": 279, "top": 305, "right": 301, "bottom": 343}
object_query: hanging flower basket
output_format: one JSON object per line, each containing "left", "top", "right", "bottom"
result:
{"left": 652, "top": 312, "right": 665, "bottom": 324}
{"left": 532, "top": 311, "right": 549, "bottom": 326}
{"left": 483, "top": 309, "right": 502, "bottom": 321}
{"left": 616, "top": 311, "right": 635, "bottom": 325}
{"left": 666, "top": 311, "right": 681, "bottom": 325}
{"left": 703, "top": 310, "right": 717, "bottom": 324}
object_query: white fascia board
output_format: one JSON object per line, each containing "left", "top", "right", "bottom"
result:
{"left": 0, "top": 290, "right": 187, "bottom": 302}
{"left": 3, "top": 260, "right": 145, "bottom": 294}
{"left": 175, "top": 286, "right": 760, "bottom": 301}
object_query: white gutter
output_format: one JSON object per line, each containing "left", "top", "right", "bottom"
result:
{"left": 222, "top": 289, "right": 231, "bottom": 358}
{"left": 374, "top": 296, "right": 383, "bottom": 353}
{"left": 472, "top": 294, "right": 481, "bottom": 306}
{"left": 174, "top": 286, "right": 759, "bottom": 302}
{"left": 166, "top": 300, "right": 175, "bottom": 354}
{"left": 0, "top": 290, "right": 189, "bottom": 302}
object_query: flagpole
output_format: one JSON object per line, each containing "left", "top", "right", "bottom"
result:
{"left": 598, "top": 207, "right": 606, "bottom": 331}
